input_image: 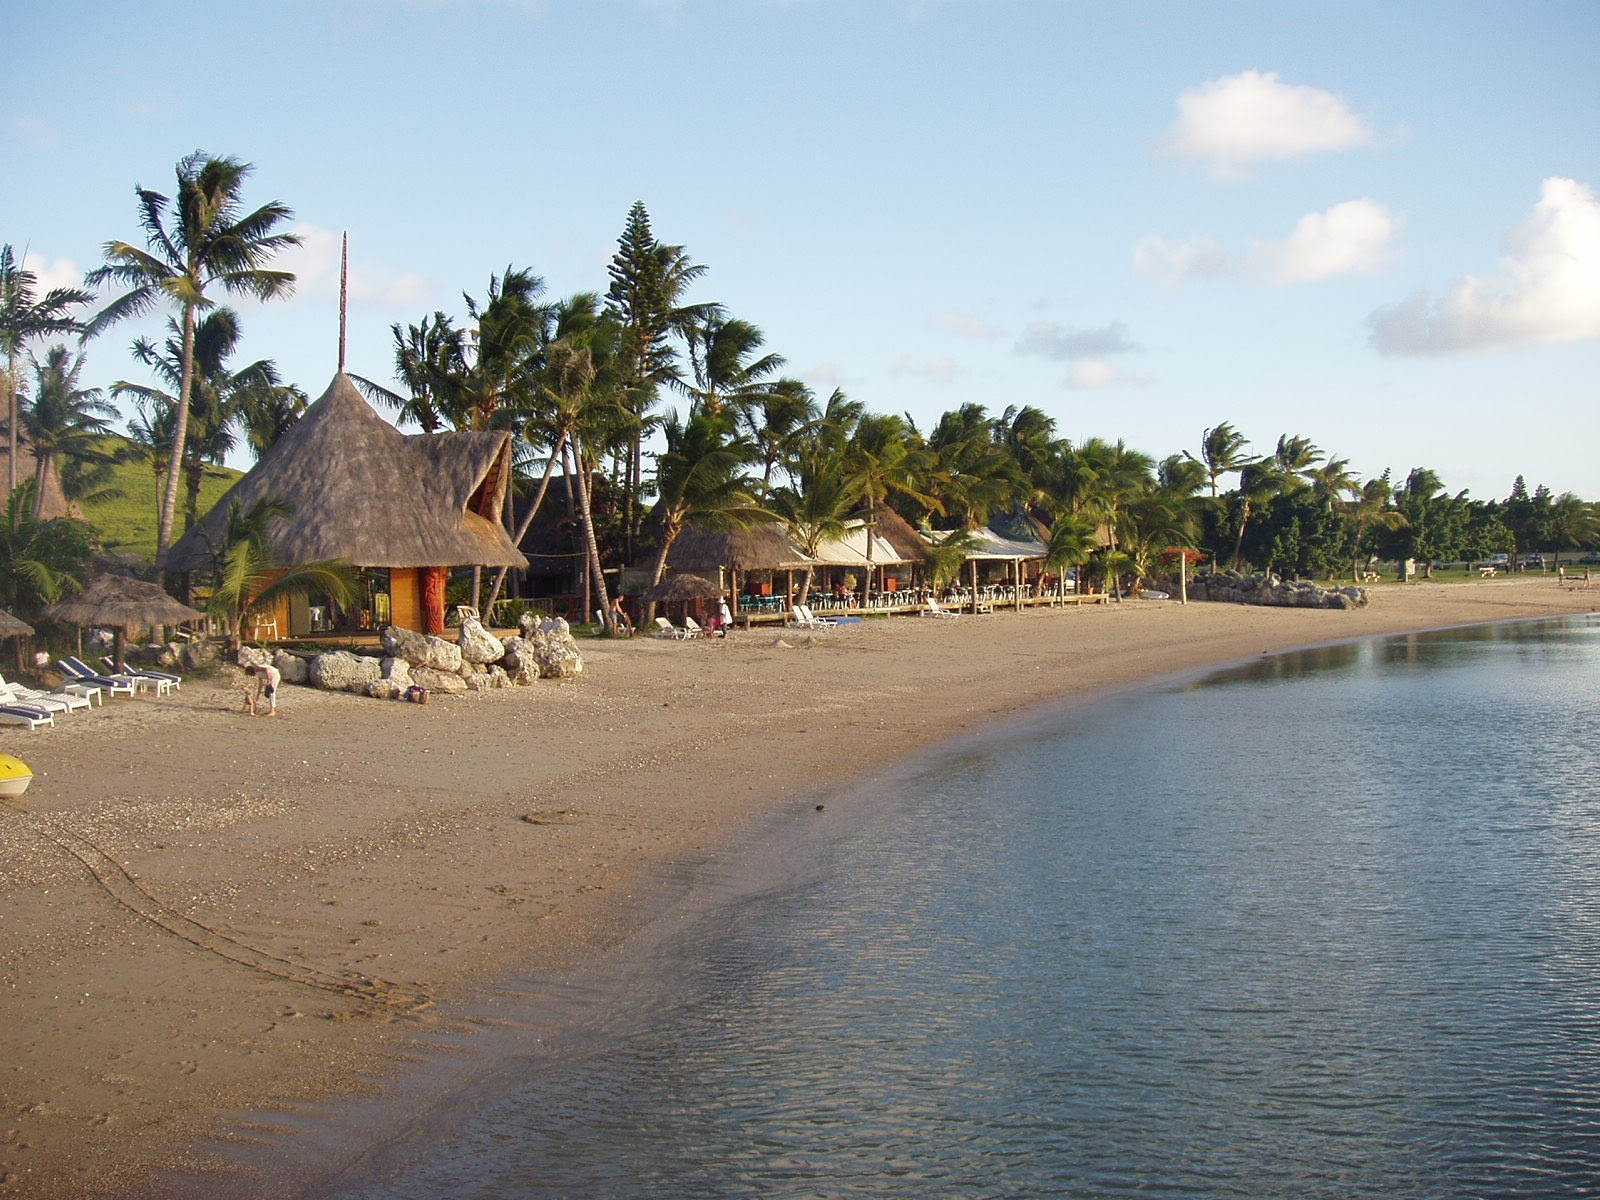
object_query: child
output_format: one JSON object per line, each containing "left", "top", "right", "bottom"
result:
{"left": 245, "top": 662, "right": 281, "bottom": 716}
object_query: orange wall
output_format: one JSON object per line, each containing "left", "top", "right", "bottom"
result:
{"left": 389, "top": 569, "right": 421, "bottom": 632}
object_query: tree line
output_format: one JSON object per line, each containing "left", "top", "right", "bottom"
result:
{"left": 4, "top": 151, "right": 1598, "bottom": 634}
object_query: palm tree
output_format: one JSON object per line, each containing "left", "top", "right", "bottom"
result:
{"left": 1345, "top": 473, "right": 1407, "bottom": 580}
{"left": 0, "top": 479, "right": 92, "bottom": 617}
{"left": 85, "top": 152, "right": 301, "bottom": 572}
{"left": 113, "top": 307, "right": 296, "bottom": 527}
{"left": 1043, "top": 511, "right": 1102, "bottom": 596}
{"left": 1229, "top": 459, "right": 1284, "bottom": 571}
{"left": 742, "top": 377, "right": 820, "bottom": 489}
{"left": 684, "top": 313, "right": 784, "bottom": 420}
{"left": 484, "top": 299, "right": 627, "bottom": 621}
{"left": 457, "top": 266, "right": 548, "bottom": 431}
{"left": 925, "top": 403, "right": 1023, "bottom": 531}
{"left": 1547, "top": 492, "right": 1599, "bottom": 566}
{"left": 200, "top": 496, "right": 358, "bottom": 653}
{"left": 1, "top": 244, "right": 92, "bottom": 493}
{"left": 769, "top": 446, "right": 862, "bottom": 604}
{"left": 844, "top": 413, "right": 940, "bottom": 607}
{"left": 20, "top": 346, "right": 118, "bottom": 518}
{"left": 1188, "top": 422, "right": 1256, "bottom": 499}
{"left": 354, "top": 311, "right": 468, "bottom": 433}
{"left": 644, "top": 409, "right": 767, "bottom": 623}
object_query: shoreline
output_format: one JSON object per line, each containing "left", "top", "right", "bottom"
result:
{"left": 2, "top": 578, "right": 1595, "bottom": 1198}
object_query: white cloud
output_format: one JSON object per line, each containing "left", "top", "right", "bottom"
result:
{"left": 930, "top": 310, "right": 1002, "bottom": 339}
{"left": 1368, "top": 177, "right": 1600, "bottom": 355}
{"left": 1163, "top": 70, "right": 1373, "bottom": 178}
{"left": 1064, "top": 360, "right": 1121, "bottom": 389}
{"left": 1016, "top": 320, "right": 1141, "bottom": 359}
{"left": 890, "top": 354, "right": 959, "bottom": 382}
{"left": 22, "top": 252, "right": 87, "bottom": 298}
{"left": 1136, "top": 199, "right": 1395, "bottom": 288}
{"left": 279, "top": 224, "right": 432, "bottom": 310}
{"left": 1253, "top": 199, "right": 1395, "bottom": 282}
{"left": 1134, "top": 234, "right": 1231, "bottom": 289}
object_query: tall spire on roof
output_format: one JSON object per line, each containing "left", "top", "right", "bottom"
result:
{"left": 338, "top": 231, "right": 348, "bottom": 374}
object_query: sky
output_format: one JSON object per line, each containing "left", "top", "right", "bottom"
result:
{"left": 6, "top": 0, "right": 1599, "bottom": 501}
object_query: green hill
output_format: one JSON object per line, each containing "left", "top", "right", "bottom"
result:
{"left": 78, "top": 437, "right": 244, "bottom": 567}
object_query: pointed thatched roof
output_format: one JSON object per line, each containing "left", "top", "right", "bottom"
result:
{"left": 0, "top": 610, "right": 35, "bottom": 638}
{"left": 668, "top": 524, "right": 814, "bottom": 573}
{"left": 0, "top": 433, "right": 72, "bottom": 518}
{"left": 647, "top": 572, "right": 726, "bottom": 602}
{"left": 166, "top": 374, "right": 526, "bottom": 573}
{"left": 41, "top": 573, "right": 204, "bottom": 629}
{"left": 867, "top": 506, "right": 930, "bottom": 562}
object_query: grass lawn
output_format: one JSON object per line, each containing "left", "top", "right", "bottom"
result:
{"left": 77, "top": 436, "right": 241, "bottom": 567}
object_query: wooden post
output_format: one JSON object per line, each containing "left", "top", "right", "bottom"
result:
{"left": 1180, "top": 551, "right": 1188, "bottom": 604}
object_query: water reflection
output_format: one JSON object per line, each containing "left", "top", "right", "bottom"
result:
{"left": 325, "top": 617, "right": 1600, "bottom": 1200}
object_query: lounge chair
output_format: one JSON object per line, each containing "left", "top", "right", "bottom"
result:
{"left": 922, "top": 596, "right": 960, "bottom": 619}
{"left": 56, "top": 659, "right": 138, "bottom": 698}
{"left": 64, "top": 655, "right": 172, "bottom": 697}
{"left": 682, "top": 617, "right": 706, "bottom": 639}
{"left": 0, "top": 702, "right": 55, "bottom": 730}
{"left": 0, "top": 673, "right": 92, "bottom": 714}
{"left": 0, "top": 677, "right": 89, "bottom": 716}
{"left": 653, "top": 617, "right": 688, "bottom": 640}
{"left": 787, "top": 605, "right": 836, "bottom": 629}
{"left": 102, "top": 657, "right": 182, "bottom": 691}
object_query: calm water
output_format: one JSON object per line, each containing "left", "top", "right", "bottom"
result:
{"left": 319, "top": 616, "right": 1600, "bottom": 1199}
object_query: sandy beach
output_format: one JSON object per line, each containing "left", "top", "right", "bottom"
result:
{"left": 2, "top": 576, "right": 1595, "bottom": 1198}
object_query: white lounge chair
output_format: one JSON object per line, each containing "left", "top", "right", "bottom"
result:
{"left": 653, "top": 617, "right": 688, "bottom": 640}
{"left": 0, "top": 702, "right": 55, "bottom": 729}
{"left": 0, "top": 673, "right": 92, "bottom": 714}
{"left": 68, "top": 654, "right": 171, "bottom": 695}
{"left": 102, "top": 657, "right": 182, "bottom": 691}
{"left": 56, "top": 658, "right": 138, "bottom": 698}
{"left": 791, "top": 605, "right": 836, "bottom": 629}
{"left": 682, "top": 617, "right": 705, "bottom": 639}
{"left": 922, "top": 596, "right": 960, "bottom": 619}
{"left": 1, "top": 680, "right": 85, "bottom": 716}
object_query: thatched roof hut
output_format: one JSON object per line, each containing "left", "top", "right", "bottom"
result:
{"left": 667, "top": 524, "right": 813, "bottom": 574}
{"left": 167, "top": 373, "right": 525, "bottom": 635}
{"left": 168, "top": 374, "right": 524, "bottom": 573}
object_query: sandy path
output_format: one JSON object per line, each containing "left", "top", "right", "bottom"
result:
{"left": 1, "top": 576, "right": 1595, "bottom": 1197}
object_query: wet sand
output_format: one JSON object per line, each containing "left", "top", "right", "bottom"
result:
{"left": 2, "top": 576, "right": 1595, "bottom": 1198}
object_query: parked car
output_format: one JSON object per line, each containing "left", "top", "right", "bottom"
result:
{"left": 1578, "top": 551, "right": 1600, "bottom": 565}
{"left": 1485, "top": 553, "right": 1511, "bottom": 569}
{"left": 1519, "top": 554, "right": 1546, "bottom": 570}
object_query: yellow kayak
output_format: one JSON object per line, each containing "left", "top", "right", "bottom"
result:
{"left": 0, "top": 753, "right": 32, "bottom": 798}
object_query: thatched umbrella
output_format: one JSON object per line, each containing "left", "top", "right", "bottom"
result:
{"left": 647, "top": 573, "right": 726, "bottom": 603}
{"left": 0, "top": 610, "right": 35, "bottom": 675}
{"left": 42, "top": 574, "right": 204, "bottom": 670}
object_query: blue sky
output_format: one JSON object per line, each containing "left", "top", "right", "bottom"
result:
{"left": 7, "top": 0, "right": 1598, "bottom": 499}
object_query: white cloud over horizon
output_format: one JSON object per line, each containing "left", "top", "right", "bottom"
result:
{"left": 890, "top": 353, "right": 959, "bottom": 382}
{"left": 931, "top": 310, "right": 1003, "bottom": 339}
{"left": 1015, "top": 319, "right": 1143, "bottom": 390}
{"left": 22, "top": 251, "right": 87, "bottom": 299}
{"left": 1136, "top": 199, "right": 1395, "bottom": 288}
{"left": 1368, "top": 177, "right": 1600, "bottom": 355}
{"left": 1163, "top": 70, "right": 1374, "bottom": 178}
{"left": 1256, "top": 199, "right": 1396, "bottom": 282}
{"left": 281, "top": 224, "right": 433, "bottom": 311}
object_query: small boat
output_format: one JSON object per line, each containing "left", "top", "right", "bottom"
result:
{"left": 0, "top": 753, "right": 33, "bottom": 798}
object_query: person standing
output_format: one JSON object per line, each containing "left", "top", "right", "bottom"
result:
{"left": 245, "top": 662, "right": 281, "bottom": 716}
